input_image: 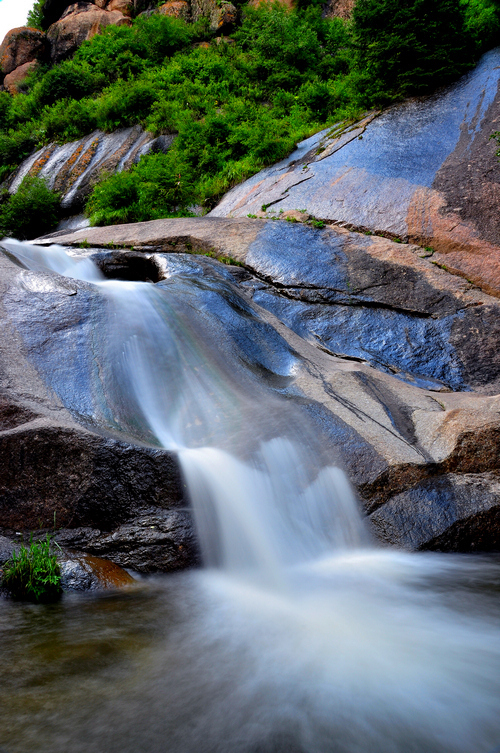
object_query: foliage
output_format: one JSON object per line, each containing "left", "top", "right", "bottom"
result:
{"left": 26, "top": 0, "right": 45, "bottom": 30}
{"left": 351, "top": 0, "right": 475, "bottom": 100}
{"left": 1, "top": 534, "right": 62, "bottom": 603}
{"left": 3, "top": 0, "right": 500, "bottom": 230}
{"left": 0, "top": 176, "right": 61, "bottom": 240}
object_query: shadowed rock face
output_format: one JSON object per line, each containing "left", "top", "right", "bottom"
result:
{"left": 7, "top": 128, "right": 174, "bottom": 212}
{"left": 24, "top": 215, "right": 500, "bottom": 554}
{"left": 211, "top": 48, "right": 500, "bottom": 298}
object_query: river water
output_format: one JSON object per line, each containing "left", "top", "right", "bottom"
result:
{"left": 1, "top": 239, "right": 500, "bottom": 753}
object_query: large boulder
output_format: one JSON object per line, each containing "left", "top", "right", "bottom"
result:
{"left": 0, "top": 27, "right": 48, "bottom": 76}
{"left": 3, "top": 61, "right": 38, "bottom": 94}
{"left": 47, "top": 4, "right": 132, "bottom": 63}
{"left": 32, "top": 215, "right": 500, "bottom": 553}
{"left": 211, "top": 48, "right": 500, "bottom": 299}
{"left": 7, "top": 127, "right": 175, "bottom": 211}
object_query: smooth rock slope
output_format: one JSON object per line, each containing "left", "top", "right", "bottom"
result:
{"left": 212, "top": 48, "right": 500, "bottom": 298}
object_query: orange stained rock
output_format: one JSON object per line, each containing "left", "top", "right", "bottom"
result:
{"left": 407, "top": 187, "right": 500, "bottom": 298}
{"left": 70, "top": 552, "right": 136, "bottom": 588}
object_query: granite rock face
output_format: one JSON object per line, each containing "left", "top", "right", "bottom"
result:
{"left": 47, "top": 4, "right": 131, "bottom": 63}
{"left": 7, "top": 127, "right": 174, "bottom": 211}
{"left": 3, "top": 61, "right": 38, "bottom": 94}
{"left": 211, "top": 48, "right": 500, "bottom": 299}
{"left": 0, "top": 249, "right": 196, "bottom": 572}
{"left": 0, "top": 27, "right": 48, "bottom": 76}
{"left": 34, "top": 216, "right": 500, "bottom": 553}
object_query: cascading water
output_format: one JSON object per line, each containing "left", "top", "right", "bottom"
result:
{"left": 2, "top": 238, "right": 500, "bottom": 753}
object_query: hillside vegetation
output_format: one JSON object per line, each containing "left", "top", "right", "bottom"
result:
{"left": 0, "top": 0, "right": 499, "bottom": 235}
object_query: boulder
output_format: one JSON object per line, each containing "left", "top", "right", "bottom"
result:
{"left": 8, "top": 126, "right": 175, "bottom": 211}
{"left": 47, "top": 6, "right": 132, "bottom": 63}
{"left": 31, "top": 216, "right": 500, "bottom": 553}
{"left": 158, "top": 0, "right": 190, "bottom": 20}
{"left": 0, "top": 27, "right": 48, "bottom": 76}
{"left": 2, "top": 61, "right": 38, "bottom": 94}
{"left": 211, "top": 48, "right": 500, "bottom": 299}
{"left": 106, "top": 0, "right": 135, "bottom": 16}
{"left": 322, "top": 0, "right": 356, "bottom": 19}
{"left": 191, "top": 0, "right": 237, "bottom": 33}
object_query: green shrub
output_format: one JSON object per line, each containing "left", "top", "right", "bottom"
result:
{"left": 87, "top": 151, "right": 196, "bottom": 225}
{"left": 0, "top": 176, "right": 61, "bottom": 240}
{"left": 1, "top": 534, "right": 62, "bottom": 603}
{"left": 352, "top": 0, "right": 474, "bottom": 99}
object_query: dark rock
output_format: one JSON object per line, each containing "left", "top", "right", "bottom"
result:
{"left": 370, "top": 473, "right": 500, "bottom": 552}
{"left": 0, "top": 27, "right": 48, "bottom": 76}
{"left": 55, "top": 510, "right": 199, "bottom": 572}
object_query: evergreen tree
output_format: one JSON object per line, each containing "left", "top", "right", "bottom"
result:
{"left": 352, "top": 0, "right": 474, "bottom": 100}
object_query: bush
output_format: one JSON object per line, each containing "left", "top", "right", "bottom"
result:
{"left": 0, "top": 176, "right": 61, "bottom": 240}
{"left": 352, "top": 0, "right": 474, "bottom": 99}
{"left": 1, "top": 534, "right": 62, "bottom": 603}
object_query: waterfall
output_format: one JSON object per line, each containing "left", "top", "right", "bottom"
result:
{"left": 3, "top": 237, "right": 500, "bottom": 753}
{"left": 1, "top": 239, "right": 367, "bottom": 582}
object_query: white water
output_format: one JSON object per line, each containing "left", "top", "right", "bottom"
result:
{"left": 2, "top": 238, "right": 500, "bottom": 753}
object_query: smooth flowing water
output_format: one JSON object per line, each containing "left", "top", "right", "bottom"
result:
{"left": 1, "top": 239, "right": 500, "bottom": 753}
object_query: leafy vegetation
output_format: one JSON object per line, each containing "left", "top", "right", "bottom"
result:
{"left": 0, "top": 175, "right": 61, "bottom": 239}
{"left": 1, "top": 534, "right": 62, "bottom": 603}
{"left": 1, "top": 0, "right": 499, "bottom": 229}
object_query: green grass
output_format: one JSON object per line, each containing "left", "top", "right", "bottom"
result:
{"left": 1, "top": 534, "right": 62, "bottom": 603}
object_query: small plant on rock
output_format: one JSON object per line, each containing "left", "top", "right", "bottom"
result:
{"left": 1, "top": 534, "right": 62, "bottom": 603}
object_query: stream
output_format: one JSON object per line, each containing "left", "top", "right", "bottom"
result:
{"left": 1, "top": 239, "right": 500, "bottom": 753}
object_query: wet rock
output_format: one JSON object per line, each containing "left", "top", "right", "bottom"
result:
{"left": 24, "top": 224, "right": 500, "bottom": 552}
{"left": 211, "top": 48, "right": 500, "bottom": 298}
{"left": 370, "top": 473, "right": 500, "bottom": 552}
{"left": 158, "top": 0, "right": 190, "bottom": 20}
{"left": 55, "top": 510, "right": 198, "bottom": 572}
{"left": 191, "top": 0, "right": 237, "bottom": 32}
{"left": 58, "top": 551, "right": 136, "bottom": 590}
{"left": 8, "top": 127, "right": 174, "bottom": 211}
{"left": 47, "top": 6, "right": 131, "bottom": 63}
{"left": 0, "top": 27, "right": 48, "bottom": 76}
{"left": 3, "top": 60, "right": 38, "bottom": 94}
{"left": 46, "top": 216, "right": 500, "bottom": 393}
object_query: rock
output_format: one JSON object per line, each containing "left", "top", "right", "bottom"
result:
{"left": 106, "top": 0, "right": 135, "bottom": 16}
{"left": 0, "top": 247, "right": 195, "bottom": 572}
{"left": 43, "top": 216, "right": 500, "bottom": 393}
{"left": 3, "top": 61, "right": 38, "bottom": 95}
{"left": 322, "top": 0, "right": 355, "bottom": 19}
{"left": 0, "top": 27, "right": 48, "bottom": 76}
{"left": 8, "top": 127, "right": 174, "bottom": 211}
{"left": 58, "top": 551, "right": 136, "bottom": 590}
{"left": 191, "top": 0, "right": 237, "bottom": 33}
{"left": 30, "top": 217, "right": 500, "bottom": 552}
{"left": 47, "top": 7, "right": 132, "bottom": 63}
{"left": 211, "top": 48, "right": 500, "bottom": 299}
{"left": 41, "top": 0, "right": 74, "bottom": 26}
{"left": 55, "top": 510, "right": 198, "bottom": 572}
{"left": 158, "top": 0, "right": 190, "bottom": 20}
